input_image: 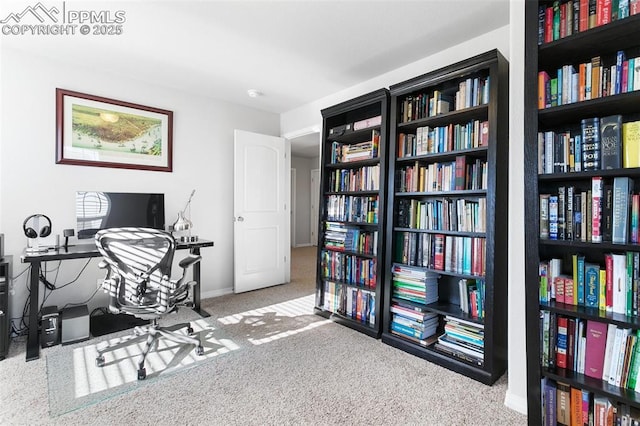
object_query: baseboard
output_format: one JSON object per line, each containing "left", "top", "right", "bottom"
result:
{"left": 504, "top": 390, "right": 528, "bottom": 416}
{"left": 201, "top": 287, "right": 233, "bottom": 300}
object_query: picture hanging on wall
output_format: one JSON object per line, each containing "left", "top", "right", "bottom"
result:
{"left": 56, "top": 88, "right": 173, "bottom": 172}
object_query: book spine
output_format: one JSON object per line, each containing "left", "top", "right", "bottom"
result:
{"left": 592, "top": 177, "right": 603, "bottom": 242}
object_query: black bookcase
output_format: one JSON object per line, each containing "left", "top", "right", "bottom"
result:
{"left": 524, "top": 3, "right": 640, "bottom": 424}
{"left": 314, "top": 89, "right": 390, "bottom": 337}
{"left": 381, "top": 50, "right": 509, "bottom": 385}
{"left": 0, "top": 256, "right": 11, "bottom": 360}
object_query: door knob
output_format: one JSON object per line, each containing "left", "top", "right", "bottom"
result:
{"left": 237, "top": 216, "right": 244, "bottom": 222}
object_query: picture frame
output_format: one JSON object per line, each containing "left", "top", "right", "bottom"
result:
{"left": 56, "top": 89, "right": 173, "bottom": 172}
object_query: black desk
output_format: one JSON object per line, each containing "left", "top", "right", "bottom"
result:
{"left": 21, "top": 239, "right": 213, "bottom": 361}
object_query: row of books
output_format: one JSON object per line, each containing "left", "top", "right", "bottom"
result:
{"left": 322, "top": 281, "right": 376, "bottom": 325}
{"left": 538, "top": 51, "right": 640, "bottom": 110}
{"left": 396, "top": 197, "right": 487, "bottom": 233}
{"left": 327, "top": 165, "right": 380, "bottom": 192}
{"left": 397, "top": 77, "right": 490, "bottom": 123}
{"left": 328, "top": 129, "right": 380, "bottom": 163}
{"left": 396, "top": 119, "right": 489, "bottom": 158}
{"left": 537, "top": 0, "right": 639, "bottom": 46}
{"left": 541, "top": 377, "right": 640, "bottom": 426}
{"left": 328, "top": 116, "right": 382, "bottom": 137}
{"left": 395, "top": 231, "right": 486, "bottom": 277}
{"left": 434, "top": 316, "right": 484, "bottom": 367}
{"left": 540, "top": 251, "right": 640, "bottom": 316}
{"left": 538, "top": 116, "right": 640, "bottom": 174}
{"left": 325, "top": 195, "right": 379, "bottom": 224}
{"left": 541, "top": 314, "right": 640, "bottom": 394}
{"left": 320, "top": 250, "right": 377, "bottom": 288}
{"left": 389, "top": 301, "right": 439, "bottom": 346}
{"left": 391, "top": 263, "right": 439, "bottom": 305}
{"left": 458, "top": 278, "right": 486, "bottom": 319}
{"left": 323, "top": 222, "right": 378, "bottom": 256}
{"left": 395, "top": 158, "right": 488, "bottom": 193}
{"left": 540, "top": 177, "right": 637, "bottom": 244}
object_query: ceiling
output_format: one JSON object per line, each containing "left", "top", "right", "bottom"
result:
{"left": 1, "top": 0, "right": 510, "bottom": 155}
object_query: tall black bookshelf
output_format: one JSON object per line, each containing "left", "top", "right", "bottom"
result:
{"left": 524, "top": 2, "right": 640, "bottom": 424}
{"left": 314, "top": 89, "right": 390, "bottom": 337}
{"left": 381, "top": 50, "right": 509, "bottom": 385}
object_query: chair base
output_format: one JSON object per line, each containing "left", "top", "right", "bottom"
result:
{"left": 95, "top": 320, "right": 204, "bottom": 380}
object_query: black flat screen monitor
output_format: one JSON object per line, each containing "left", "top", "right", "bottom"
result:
{"left": 76, "top": 191, "right": 165, "bottom": 239}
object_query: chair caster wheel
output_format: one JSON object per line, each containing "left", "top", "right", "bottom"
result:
{"left": 187, "top": 326, "right": 194, "bottom": 335}
{"left": 96, "top": 356, "right": 105, "bottom": 367}
{"left": 138, "top": 368, "right": 146, "bottom": 380}
{"left": 196, "top": 345, "right": 204, "bottom": 356}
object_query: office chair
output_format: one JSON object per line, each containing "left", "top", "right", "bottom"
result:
{"left": 94, "top": 227, "right": 204, "bottom": 380}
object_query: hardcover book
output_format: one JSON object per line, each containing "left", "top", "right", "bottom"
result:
{"left": 584, "top": 320, "right": 609, "bottom": 379}
{"left": 600, "top": 115, "right": 623, "bottom": 169}
{"left": 581, "top": 118, "right": 601, "bottom": 171}
{"left": 623, "top": 120, "right": 640, "bottom": 168}
{"left": 612, "top": 177, "right": 634, "bottom": 243}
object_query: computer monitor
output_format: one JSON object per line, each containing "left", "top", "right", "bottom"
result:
{"left": 76, "top": 191, "right": 165, "bottom": 239}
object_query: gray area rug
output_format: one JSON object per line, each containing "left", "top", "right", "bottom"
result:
{"left": 46, "top": 310, "right": 238, "bottom": 416}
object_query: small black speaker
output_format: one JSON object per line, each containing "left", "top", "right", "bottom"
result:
{"left": 41, "top": 306, "right": 60, "bottom": 348}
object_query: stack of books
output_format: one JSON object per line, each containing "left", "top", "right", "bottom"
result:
{"left": 435, "top": 316, "right": 484, "bottom": 366}
{"left": 390, "top": 302, "right": 438, "bottom": 346}
{"left": 391, "top": 263, "right": 439, "bottom": 305}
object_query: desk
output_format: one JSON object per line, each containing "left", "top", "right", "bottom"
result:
{"left": 21, "top": 239, "right": 213, "bottom": 361}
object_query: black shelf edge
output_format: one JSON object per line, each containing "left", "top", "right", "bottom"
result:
{"left": 391, "top": 298, "right": 485, "bottom": 325}
{"left": 538, "top": 91, "right": 640, "bottom": 128}
{"left": 314, "top": 307, "right": 379, "bottom": 338}
{"left": 538, "top": 167, "right": 640, "bottom": 181}
{"left": 319, "top": 278, "right": 377, "bottom": 292}
{"left": 396, "top": 105, "right": 489, "bottom": 130}
{"left": 541, "top": 368, "right": 640, "bottom": 408}
{"left": 540, "top": 300, "right": 640, "bottom": 328}
{"left": 321, "top": 247, "right": 377, "bottom": 259}
{"left": 394, "top": 190, "right": 487, "bottom": 197}
{"left": 323, "top": 220, "right": 379, "bottom": 228}
{"left": 391, "top": 265, "right": 484, "bottom": 280}
{"left": 381, "top": 332, "right": 498, "bottom": 385}
{"left": 324, "top": 158, "right": 380, "bottom": 169}
{"left": 327, "top": 125, "right": 382, "bottom": 144}
{"left": 539, "top": 239, "right": 640, "bottom": 251}
{"left": 325, "top": 190, "right": 379, "bottom": 196}
{"left": 396, "top": 146, "right": 488, "bottom": 163}
{"left": 393, "top": 228, "right": 485, "bottom": 237}
{"left": 538, "top": 13, "right": 640, "bottom": 70}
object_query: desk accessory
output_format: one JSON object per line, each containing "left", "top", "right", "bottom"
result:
{"left": 174, "top": 189, "right": 198, "bottom": 242}
{"left": 63, "top": 229, "right": 74, "bottom": 250}
{"left": 40, "top": 306, "right": 60, "bottom": 348}
{"left": 23, "top": 214, "right": 51, "bottom": 253}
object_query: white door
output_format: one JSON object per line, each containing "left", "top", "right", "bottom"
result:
{"left": 234, "top": 130, "right": 290, "bottom": 293}
{"left": 310, "top": 168, "right": 320, "bottom": 246}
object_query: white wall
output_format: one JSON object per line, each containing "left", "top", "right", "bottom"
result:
{"left": 291, "top": 155, "right": 318, "bottom": 246}
{"left": 0, "top": 48, "right": 280, "bottom": 325}
{"left": 280, "top": 23, "right": 529, "bottom": 415}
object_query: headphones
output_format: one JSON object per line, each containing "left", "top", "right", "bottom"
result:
{"left": 23, "top": 214, "right": 52, "bottom": 239}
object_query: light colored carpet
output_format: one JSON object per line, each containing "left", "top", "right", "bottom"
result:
{"left": 0, "top": 246, "right": 527, "bottom": 425}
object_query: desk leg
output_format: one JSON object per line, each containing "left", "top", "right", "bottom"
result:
{"left": 190, "top": 247, "right": 210, "bottom": 318}
{"left": 26, "top": 260, "right": 40, "bottom": 361}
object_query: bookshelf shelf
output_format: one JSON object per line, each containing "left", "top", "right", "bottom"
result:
{"left": 525, "top": 2, "right": 640, "bottom": 424}
{"left": 382, "top": 49, "right": 508, "bottom": 385}
{"left": 314, "top": 89, "right": 389, "bottom": 337}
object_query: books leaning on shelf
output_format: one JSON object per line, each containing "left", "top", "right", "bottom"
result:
{"left": 329, "top": 130, "right": 380, "bottom": 163}
{"left": 396, "top": 119, "right": 489, "bottom": 158}
{"left": 395, "top": 197, "right": 486, "bottom": 233}
{"left": 458, "top": 278, "right": 486, "bottom": 319}
{"left": 537, "top": 0, "right": 640, "bottom": 46}
{"left": 539, "top": 176, "right": 639, "bottom": 244}
{"left": 323, "top": 222, "right": 378, "bottom": 255}
{"left": 323, "top": 281, "right": 376, "bottom": 325}
{"left": 434, "top": 316, "right": 484, "bottom": 367}
{"left": 537, "top": 49, "right": 640, "bottom": 109}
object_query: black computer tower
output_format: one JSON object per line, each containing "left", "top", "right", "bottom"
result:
{"left": 41, "top": 305, "right": 60, "bottom": 348}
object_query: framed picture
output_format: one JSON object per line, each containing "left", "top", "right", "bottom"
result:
{"left": 56, "top": 89, "right": 173, "bottom": 172}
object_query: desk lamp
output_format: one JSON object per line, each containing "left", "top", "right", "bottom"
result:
{"left": 173, "top": 189, "right": 198, "bottom": 242}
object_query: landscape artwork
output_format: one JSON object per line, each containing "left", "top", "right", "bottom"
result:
{"left": 56, "top": 89, "right": 173, "bottom": 172}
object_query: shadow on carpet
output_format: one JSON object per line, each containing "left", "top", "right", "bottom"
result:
{"left": 46, "top": 316, "right": 238, "bottom": 417}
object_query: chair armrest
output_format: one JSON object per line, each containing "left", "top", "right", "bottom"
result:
{"left": 179, "top": 254, "right": 201, "bottom": 269}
